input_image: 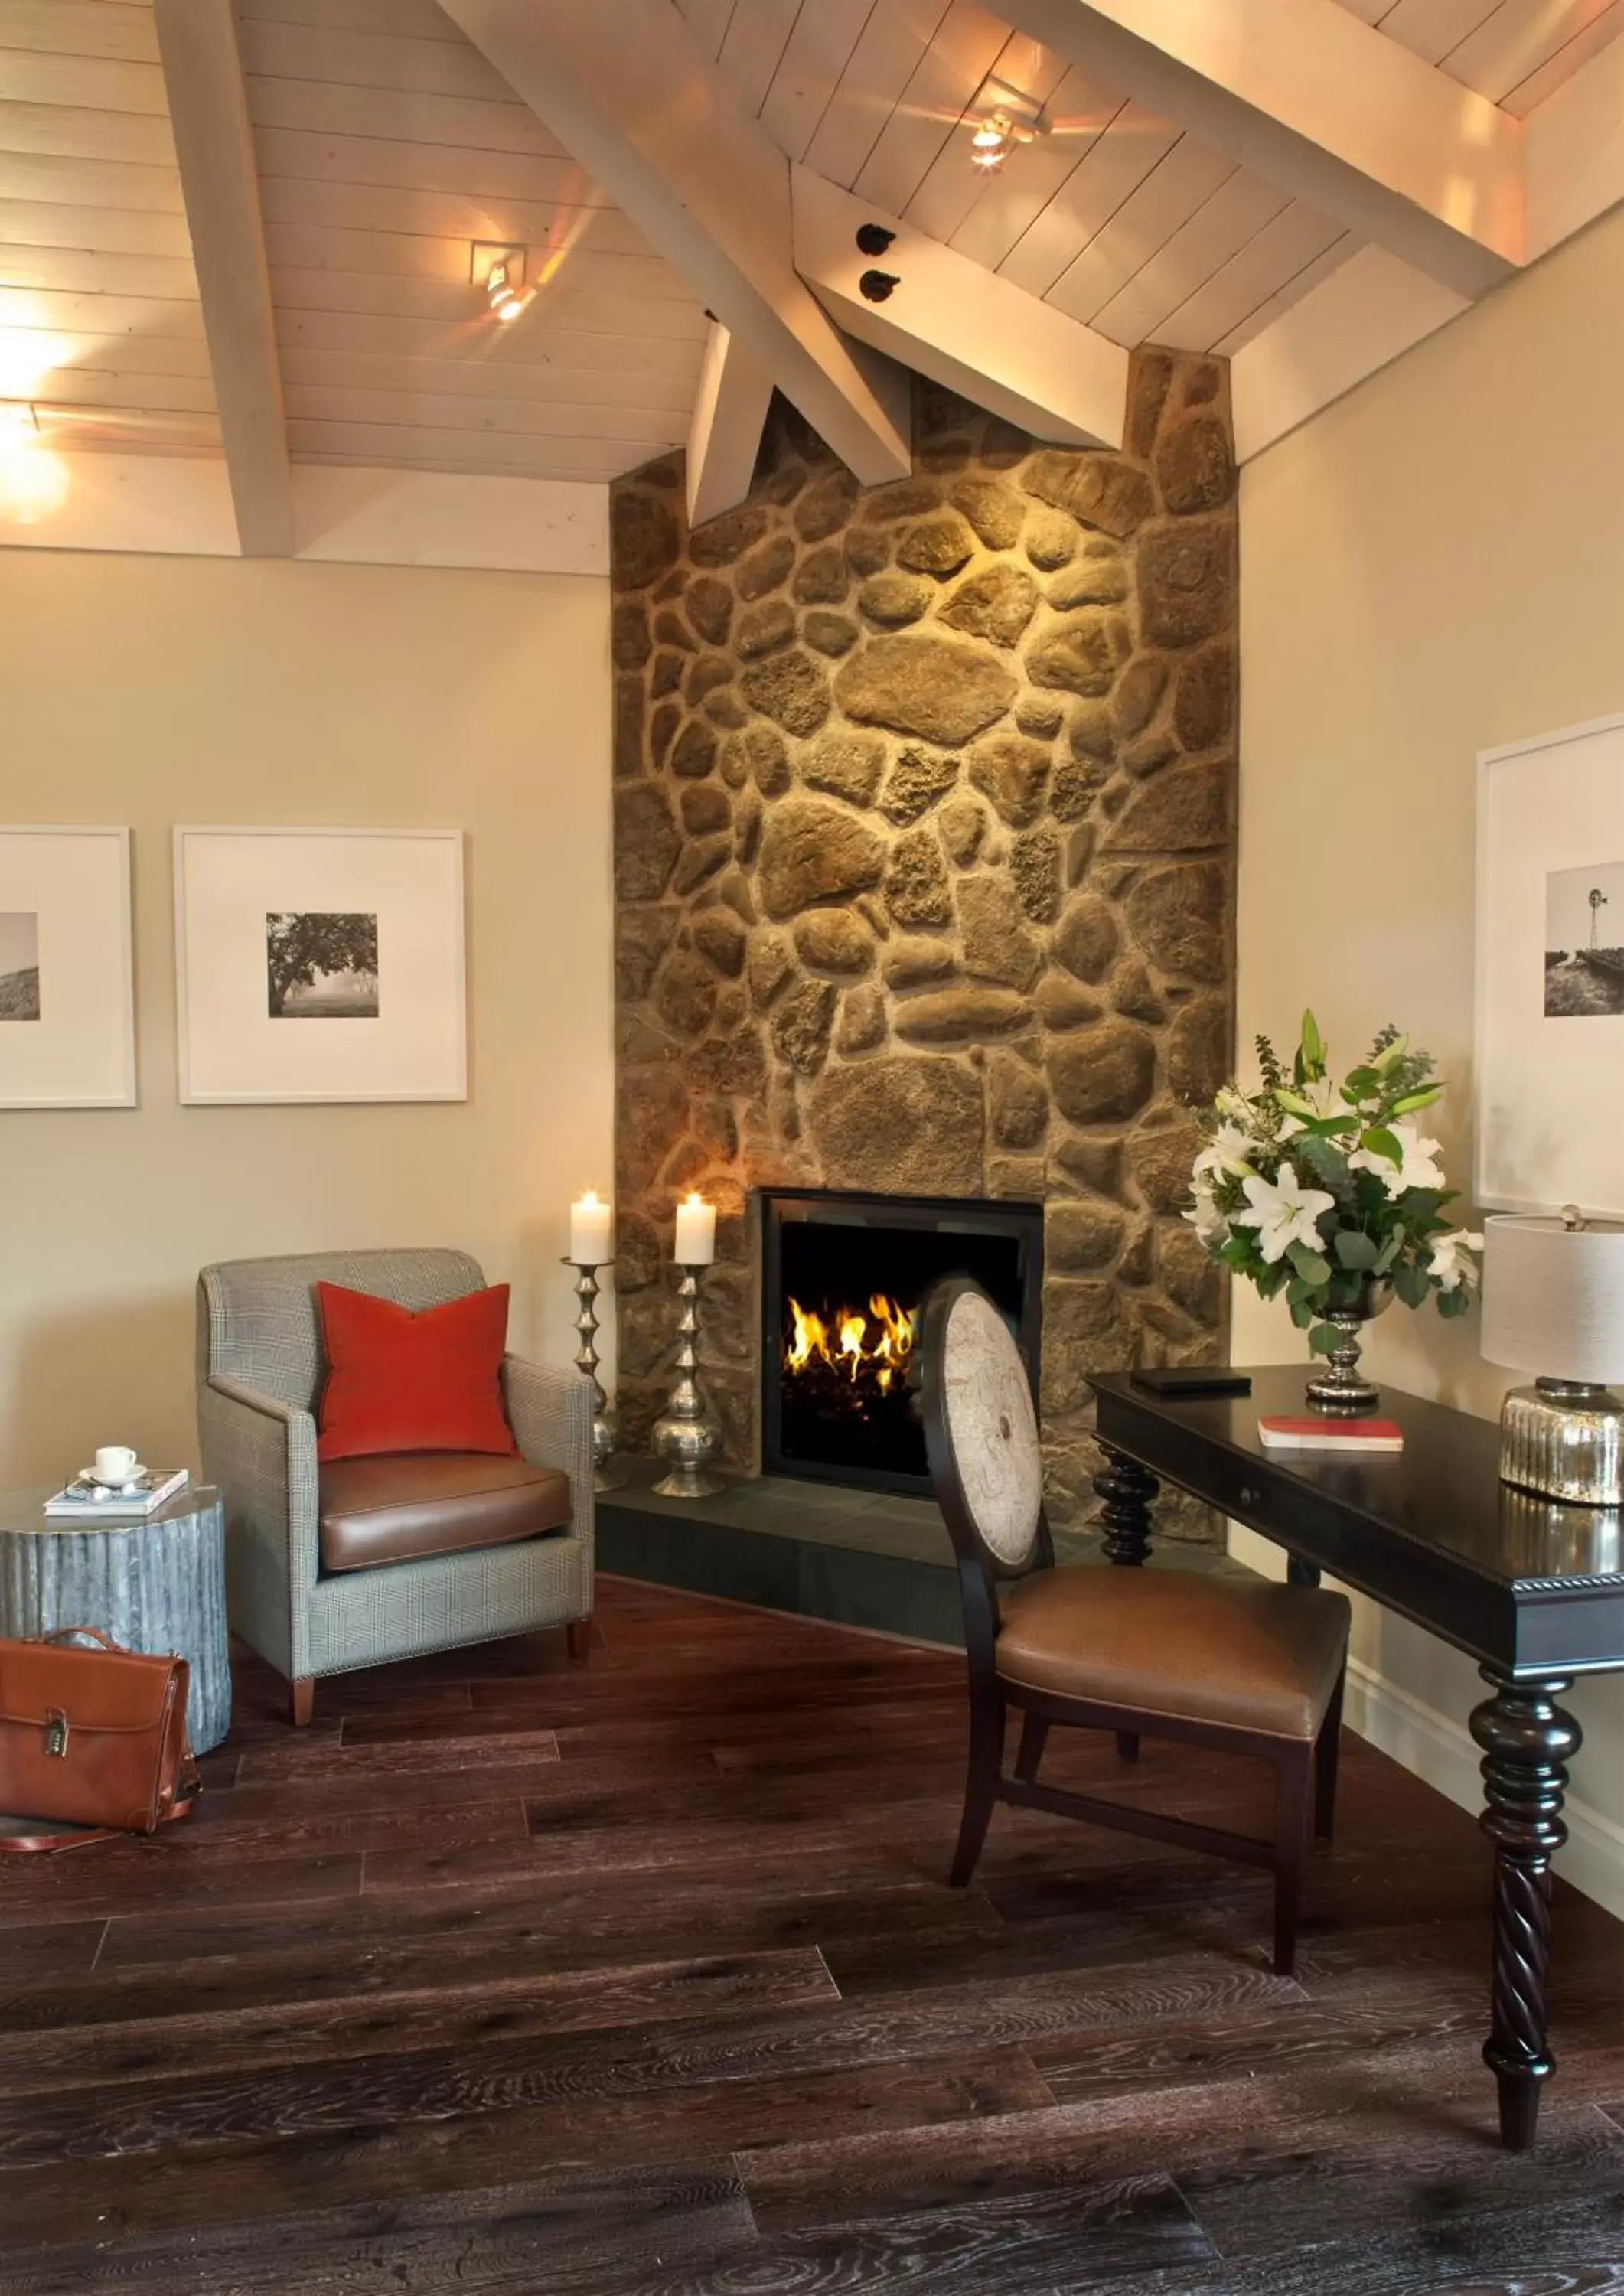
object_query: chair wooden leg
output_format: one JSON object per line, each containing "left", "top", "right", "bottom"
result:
{"left": 290, "top": 1678, "right": 314, "bottom": 1728}
{"left": 1013, "top": 1713, "right": 1048, "bottom": 1784}
{"left": 1315, "top": 1665, "right": 1346, "bottom": 1841}
{"left": 1273, "top": 1744, "right": 1313, "bottom": 1976}
{"left": 566, "top": 1619, "right": 592, "bottom": 1663}
{"left": 950, "top": 1695, "right": 1003, "bottom": 1889}
{"left": 1115, "top": 1731, "right": 1140, "bottom": 1763}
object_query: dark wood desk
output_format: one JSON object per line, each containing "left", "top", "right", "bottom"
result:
{"left": 1088, "top": 1365, "right": 1624, "bottom": 2151}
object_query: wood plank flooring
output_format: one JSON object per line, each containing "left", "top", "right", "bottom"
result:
{"left": 2, "top": 1576, "right": 1622, "bottom": 2294}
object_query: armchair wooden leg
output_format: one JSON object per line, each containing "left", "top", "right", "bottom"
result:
{"left": 290, "top": 1678, "right": 314, "bottom": 1728}
{"left": 566, "top": 1619, "right": 592, "bottom": 1663}
{"left": 950, "top": 1695, "right": 1003, "bottom": 1889}
{"left": 1013, "top": 1713, "right": 1048, "bottom": 1784}
{"left": 1315, "top": 1665, "right": 1346, "bottom": 1841}
{"left": 1273, "top": 1744, "right": 1313, "bottom": 1977}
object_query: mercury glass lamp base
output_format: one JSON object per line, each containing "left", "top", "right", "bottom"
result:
{"left": 651, "top": 1459, "right": 726, "bottom": 1501}
{"left": 1500, "top": 1381, "right": 1623, "bottom": 1507}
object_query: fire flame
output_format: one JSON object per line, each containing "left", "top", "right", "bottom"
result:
{"left": 785, "top": 1294, "right": 917, "bottom": 1394}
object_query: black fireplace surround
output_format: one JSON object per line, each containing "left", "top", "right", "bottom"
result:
{"left": 760, "top": 1187, "right": 1045, "bottom": 1498}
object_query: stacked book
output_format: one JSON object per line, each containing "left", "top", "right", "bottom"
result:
{"left": 44, "top": 1469, "right": 190, "bottom": 1520}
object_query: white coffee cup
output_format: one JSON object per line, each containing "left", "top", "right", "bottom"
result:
{"left": 94, "top": 1444, "right": 138, "bottom": 1485}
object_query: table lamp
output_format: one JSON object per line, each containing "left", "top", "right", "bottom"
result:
{"left": 1481, "top": 1209, "right": 1624, "bottom": 1505}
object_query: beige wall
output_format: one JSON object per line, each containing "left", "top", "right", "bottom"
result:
{"left": 1237, "top": 205, "right": 1624, "bottom": 1910}
{"left": 0, "top": 551, "right": 613, "bottom": 1487}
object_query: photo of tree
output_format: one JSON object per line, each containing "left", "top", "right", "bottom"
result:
{"left": 266, "top": 911, "right": 379, "bottom": 1019}
{"left": 1545, "top": 859, "right": 1624, "bottom": 1017}
{"left": 0, "top": 910, "right": 40, "bottom": 1021}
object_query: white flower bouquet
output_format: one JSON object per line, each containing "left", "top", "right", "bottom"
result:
{"left": 1188, "top": 1013, "right": 1482, "bottom": 1408}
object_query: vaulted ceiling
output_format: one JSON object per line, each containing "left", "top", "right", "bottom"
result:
{"left": 1, "top": 0, "right": 1621, "bottom": 554}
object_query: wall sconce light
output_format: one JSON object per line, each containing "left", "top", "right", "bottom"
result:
{"left": 470, "top": 241, "right": 528, "bottom": 322}
{"left": 969, "top": 109, "right": 1037, "bottom": 172}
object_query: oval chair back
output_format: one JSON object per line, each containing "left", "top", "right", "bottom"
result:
{"left": 918, "top": 1276, "right": 1053, "bottom": 1682}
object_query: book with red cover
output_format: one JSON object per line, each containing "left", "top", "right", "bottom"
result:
{"left": 1258, "top": 1416, "right": 1404, "bottom": 1454}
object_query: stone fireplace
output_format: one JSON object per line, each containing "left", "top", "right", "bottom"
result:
{"left": 611, "top": 351, "right": 1237, "bottom": 1544}
{"left": 762, "top": 1187, "right": 1043, "bottom": 1498}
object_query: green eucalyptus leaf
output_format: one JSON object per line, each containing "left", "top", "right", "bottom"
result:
{"left": 1307, "top": 1322, "right": 1343, "bottom": 1358}
{"left": 1288, "top": 1244, "right": 1332, "bottom": 1287}
{"left": 1373, "top": 1233, "right": 1401, "bottom": 1274}
{"left": 1437, "top": 1287, "right": 1472, "bottom": 1319}
{"left": 1290, "top": 1293, "right": 1316, "bottom": 1329}
{"left": 1335, "top": 1229, "right": 1379, "bottom": 1270}
{"left": 1393, "top": 1262, "right": 1430, "bottom": 1309}
{"left": 1361, "top": 1126, "right": 1402, "bottom": 1165}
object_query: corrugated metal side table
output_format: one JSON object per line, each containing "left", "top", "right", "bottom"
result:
{"left": 0, "top": 1486, "right": 230, "bottom": 1753}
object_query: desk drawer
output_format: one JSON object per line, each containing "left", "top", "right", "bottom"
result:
{"left": 1186, "top": 1446, "right": 1277, "bottom": 1532}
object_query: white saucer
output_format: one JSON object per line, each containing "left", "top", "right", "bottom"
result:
{"left": 78, "top": 1464, "right": 147, "bottom": 1492}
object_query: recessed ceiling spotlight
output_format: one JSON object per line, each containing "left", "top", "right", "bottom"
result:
{"left": 470, "top": 241, "right": 528, "bottom": 322}
{"left": 969, "top": 108, "right": 1036, "bottom": 172}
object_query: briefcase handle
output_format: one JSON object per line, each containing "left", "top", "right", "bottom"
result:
{"left": 38, "top": 1626, "right": 129, "bottom": 1655}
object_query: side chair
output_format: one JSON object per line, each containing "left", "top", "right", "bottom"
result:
{"left": 919, "top": 1276, "right": 1351, "bottom": 1975}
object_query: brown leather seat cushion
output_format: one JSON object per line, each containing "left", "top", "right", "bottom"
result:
{"left": 996, "top": 1567, "right": 1350, "bottom": 1741}
{"left": 318, "top": 1453, "right": 572, "bottom": 1574}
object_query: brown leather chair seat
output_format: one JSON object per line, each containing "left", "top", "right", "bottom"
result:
{"left": 318, "top": 1453, "right": 572, "bottom": 1574}
{"left": 996, "top": 1566, "right": 1351, "bottom": 1741}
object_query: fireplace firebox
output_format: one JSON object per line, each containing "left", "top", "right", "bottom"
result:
{"left": 760, "top": 1188, "right": 1044, "bottom": 1497}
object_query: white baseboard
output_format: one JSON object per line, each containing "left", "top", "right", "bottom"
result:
{"left": 1345, "top": 1654, "right": 1624, "bottom": 1921}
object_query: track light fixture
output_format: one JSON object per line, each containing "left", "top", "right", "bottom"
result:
{"left": 859, "top": 269, "right": 900, "bottom": 304}
{"left": 969, "top": 108, "right": 1037, "bottom": 172}
{"left": 855, "top": 222, "right": 895, "bottom": 256}
{"left": 470, "top": 241, "right": 528, "bottom": 323}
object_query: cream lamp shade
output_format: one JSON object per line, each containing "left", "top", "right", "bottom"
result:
{"left": 1481, "top": 1215, "right": 1624, "bottom": 1384}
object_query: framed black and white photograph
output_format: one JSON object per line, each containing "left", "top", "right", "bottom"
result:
{"left": 1477, "top": 713, "right": 1624, "bottom": 1219}
{"left": 174, "top": 828, "right": 465, "bottom": 1104}
{"left": 0, "top": 826, "right": 135, "bottom": 1108}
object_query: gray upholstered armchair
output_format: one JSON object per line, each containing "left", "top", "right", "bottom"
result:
{"left": 197, "top": 1249, "right": 593, "bottom": 1724}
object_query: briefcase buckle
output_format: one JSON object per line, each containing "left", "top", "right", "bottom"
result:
{"left": 44, "top": 1710, "right": 69, "bottom": 1759}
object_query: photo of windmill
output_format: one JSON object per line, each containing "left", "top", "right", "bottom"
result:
{"left": 1546, "top": 859, "right": 1624, "bottom": 1016}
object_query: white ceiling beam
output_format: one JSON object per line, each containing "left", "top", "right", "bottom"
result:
{"left": 792, "top": 168, "right": 1128, "bottom": 450}
{"left": 993, "top": 0, "right": 1524, "bottom": 299}
{"left": 152, "top": 0, "right": 292, "bottom": 558}
{"left": 1230, "top": 245, "right": 1468, "bottom": 464}
{"left": 1524, "top": 31, "right": 1624, "bottom": 263}
{"left": 686, "top": 322, "right": 774, "bottom": 528}
{"left": 435, "top": 0, "right": 911, "bottom": 487}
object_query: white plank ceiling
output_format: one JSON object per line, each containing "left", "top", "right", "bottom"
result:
{"left": 0, "top": 0, "right": 218, "bottom": 454}
{"left": 1326, "top": 0, "right": 1624, "bottom": 116}
{"left": 0, "top": 0, "right": 1620, "bottom": 482}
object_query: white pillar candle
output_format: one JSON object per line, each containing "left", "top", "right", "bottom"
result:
{"left": 569, "top": 1191, "right": 612, "bottom": 1265}
{"left": 673, "top": 1190, "right": 716, "bottom": 1266}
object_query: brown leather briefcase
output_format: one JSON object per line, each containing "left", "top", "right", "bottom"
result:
{"left": 0, "top": 1626, "right": 201, "bottom": 1852}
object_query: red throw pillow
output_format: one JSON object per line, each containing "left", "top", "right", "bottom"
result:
{"left": 315, "top": 1281, "right": 518, "bottom": 1463}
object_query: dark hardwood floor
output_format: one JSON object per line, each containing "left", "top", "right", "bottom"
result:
{"left": 2, "top": 1576, "right": 1622, "bottom": 2294}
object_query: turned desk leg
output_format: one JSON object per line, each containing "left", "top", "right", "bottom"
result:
{"left": 1096, "top": 1449, "right": 1157, "bottom": 1761}
{"left": 1096, "top": 1449, "right": 1158, "bottom": 1567}
{"left": 1469, "top": 1669, "right": 1583, "bottom": 2151}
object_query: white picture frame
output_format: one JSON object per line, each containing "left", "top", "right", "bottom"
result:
{"left": 174, "top": 827, "right": 467, "bottom": 1105}
{"left": 0, "top": 826, "right": 135, "bottom": 1109}
{"left": 1476, "top": 711, "right": 1624, "bottom": 1221}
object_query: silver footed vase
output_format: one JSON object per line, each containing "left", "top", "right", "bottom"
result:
{"left": 1304, "top": 1277, "right": 1394, "bottom": 1416}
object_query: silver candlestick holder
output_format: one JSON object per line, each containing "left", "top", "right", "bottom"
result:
{"left": 565, "top": 1260, "right": 625, "bottom": 1494}
{"left": 651, "top": 1264, "right": 726, "bottom": 1499}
